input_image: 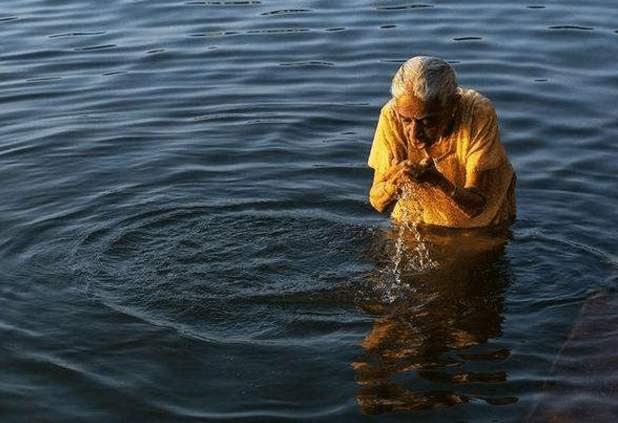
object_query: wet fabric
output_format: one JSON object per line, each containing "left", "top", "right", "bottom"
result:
{"left": 368, "top": 88, "right": 516, "bottom": 228}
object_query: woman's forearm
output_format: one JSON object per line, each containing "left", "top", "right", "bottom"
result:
{"left": 369, "top": 180, "right": 399, "bottom": 213}
{"left": 434, "top": 176, "right": 486, "bottom": 218}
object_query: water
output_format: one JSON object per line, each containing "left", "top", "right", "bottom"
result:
{"left": 1, "top": 0, "right": 617, "bottom": 421}
{"left": 380, "top": 185, "right": 438, "bottom": 304}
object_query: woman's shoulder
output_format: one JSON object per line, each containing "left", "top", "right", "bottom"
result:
{"left": 379, "top": 98, "right": 397, "bottom": 119}
{"left": 458, "top": 88, "right": 496, "bottom": 117}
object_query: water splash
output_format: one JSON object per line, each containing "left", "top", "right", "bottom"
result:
{"left": 395, "top": 185, "right": 438, "bottom": 273}
{"left": 379, "top": 184, "right": 439, "bottom": 303}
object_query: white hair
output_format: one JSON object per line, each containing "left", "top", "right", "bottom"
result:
{"left": 390, "top": 56, "right": 458, "bottom": 105}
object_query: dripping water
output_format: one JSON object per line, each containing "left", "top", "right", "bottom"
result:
{"left": 380, "top": 184, "right": 439, "bottom": 303}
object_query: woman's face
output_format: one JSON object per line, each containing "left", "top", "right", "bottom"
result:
{"left": 394, "top": 94, "right": 454, "bottom": 147}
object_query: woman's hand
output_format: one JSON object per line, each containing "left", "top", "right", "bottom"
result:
{"left": 382, "top": 159, "right": 423, "bottom": 191}
{"left": 414, "top": 157, "right": 443, "bottom": 186}
{"left": 385, "top": 158, "right": 442, "bottom": 189}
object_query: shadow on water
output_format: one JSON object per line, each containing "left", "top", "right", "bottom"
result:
{"left": 354, "top": 226, "right": 517, "bottom": 414}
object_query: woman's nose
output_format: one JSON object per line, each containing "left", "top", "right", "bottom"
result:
{"left": 412, "top": 119, "right": 425, "bottom": 140}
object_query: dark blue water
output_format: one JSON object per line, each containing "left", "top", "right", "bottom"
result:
{"left": 1, "top": 1, "right": 617, "bottom": 421}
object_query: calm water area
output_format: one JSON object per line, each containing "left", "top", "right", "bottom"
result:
{"left": 1, "top": 0, "right": 617, "bottom": 421}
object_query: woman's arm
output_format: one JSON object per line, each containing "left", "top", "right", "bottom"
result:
{"left": 369, "top": 160, "right": 417, "bottom": 213}
{"left": 369, "top": 177, "right": 399, "bottom": 213}
{"left": 416, "top": 158, "right": 487, "bottom": 218}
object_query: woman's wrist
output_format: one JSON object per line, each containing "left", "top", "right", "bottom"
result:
{"left": 384, "top": 181, "right": 397, "bottom": 197}
{"left": 448, "top": 183, "right": 458, "bottom": 198}
{"left": 435, "top": 176, "right": 455, "bottom": 196}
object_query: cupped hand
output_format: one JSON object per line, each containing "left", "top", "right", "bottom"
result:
{"left": 384, "top": 157, "right": 443, "bottom": 189}
{"left": 382, "top": 159, "right": 422, "bottom": 190}
{"left": 415, "top": 157, "right": 442, "bottom": 184}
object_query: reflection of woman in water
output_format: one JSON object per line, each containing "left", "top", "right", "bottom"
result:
{"left": 354, "top": 229, "right": 516, "bottom": 414}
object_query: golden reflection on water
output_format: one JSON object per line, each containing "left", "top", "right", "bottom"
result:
{"left": 355, "top": 226, "right": 517, "bottom": 414}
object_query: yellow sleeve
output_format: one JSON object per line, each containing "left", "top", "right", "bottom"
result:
{"left": 368, "top": 105, "right": 406, "bottom": 177}
{"left": 368, "top": 109, "right": 393, "bottom": 176}
{"left": 464, "top": 99, "right": 506, "bottom": 189}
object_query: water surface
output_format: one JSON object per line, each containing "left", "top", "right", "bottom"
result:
{"left": 1, "top": 0, "right": 617, "bottom": 421}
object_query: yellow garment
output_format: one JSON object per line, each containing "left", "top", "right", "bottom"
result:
{"left": 368, "top": 88, "right": 516, "bottom": 228}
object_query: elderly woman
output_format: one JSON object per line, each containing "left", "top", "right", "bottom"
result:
{"left": 368, "top": 56, "right": 516, "bottom": 228}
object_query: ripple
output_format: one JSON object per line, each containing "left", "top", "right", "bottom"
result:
{"left": 246, "top": 28, "right": 310, "bottom": 34}
{"left": 380, "top": 57, "right": 462, "bottom": 65}
{"left": 49, "top": 31, "right": 106, "bottom": 39}
{"left": 74, "top": 44, "right": 117, "bottom": 51}
{"left": 515, "top": 229, "right": 615, "bottom": 265}
{"left": 186, "top": 28, "right": 312, "bottom": 37}
{"left": 375, "top": 4, "right": 434, "bottom": 10}
{"left": 189, "top": 31, "right": 241, "bottom": 37}
{"left": 547, "top": 25, "right": 594, "bottom": 31}
{"left": 279, "top": 61, "right": 334, "bottom": 67}
{"left": 381, "top": 58, "right": 408, "bottom": 63}
{"left": 70, "top": 204, "right": 371, "bottom": 340}
{"left": 453, "top": 36, "right": 483, "bottom": 41}
{"left": 458, "top": 348, "right": 510, "bottom": 361}
{"left": 261, "top": 9, "right": 313, "bottom": 16}
{"left": 1, "top": 0, "right": 617, "bottom": 420}
{"left": 102, "top": 71, "right": 127, "bottom": 76}
{"left": 188, "top": 101, "right": 368, "bottom": 124}
{"left": 419, "top": 369, "right": 508, "bottom": 384}
{"left": 25, "top": 76, "right": 62, "bottom": 83}
{"left": 184, "top": 0, "right": 261, "bottom": 5}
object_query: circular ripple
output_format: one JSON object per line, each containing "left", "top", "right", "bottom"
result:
{"left": 71, "top": 206, "right": 373, "bottom": 340}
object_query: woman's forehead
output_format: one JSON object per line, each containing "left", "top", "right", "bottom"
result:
{"left": 394, "top": 95, "right": 443, "bottom": 119}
